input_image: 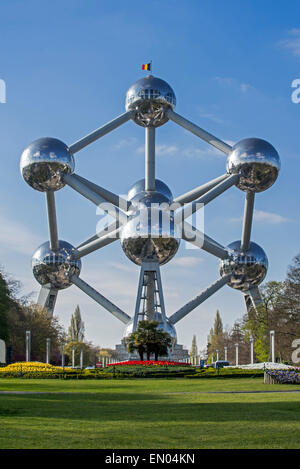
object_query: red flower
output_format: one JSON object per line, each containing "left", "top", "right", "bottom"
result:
{"left": 107, "top": 360, "right": 190, "bottom": 366}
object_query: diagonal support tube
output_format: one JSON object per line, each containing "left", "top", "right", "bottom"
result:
{"left": 70, "top": 275, "right": 131, "bottom": 324}
{"left": 173, "top": 174, "right": 229, "bottom": 205}
{"left": 76, "top": 221, "right": 120, "bottom": 249}
{"left": 174, "top": 174, "right": 239, "bottom": 223}
{"left": 145, "top": 127, "right": 156, "bottom": 191}
{"left": 63, "top": 173, "right": 128, "bottom": 225}
{"left": 45, "top": 191, "right": 59, "bottom": 252}
{"left": 244, "top": 286, "right": 262, "bottom": 313}
{"left": 241, "top": 191, "right": 255, "bottom": 252}
{"left": 181, "top": 222, "right": 229, "bottom": 260}
{"left": 74, "top": 174, "right": 131, "bottom": 211}
{"left": 169, "top": 275, "right": 231, "bottom": 325}
{"left": 167, "top": 109, "right": 232, "bottom": 154}
{"left": 73, "top": 227, "right": 121, "bottom": 259}
{"left": 69, "top": 111, "right": 133, "bottom": 154}
{"left": 37, "top": 285, "right": 58, "bottom": 316}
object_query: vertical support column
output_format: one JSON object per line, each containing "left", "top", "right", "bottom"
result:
{"left": 241, "top": 191, "right": 255, "bottom": 252}
{"left": 216, "top": 349, "right": 219, "bottom": 361}
{"left": 235, "top": 343, "right": 239, "bottom": 366}
{"left": 145, "top": 127, "right": 155, "bottom": 191}
{"left": 45, "top": 191, "right": 59, "bottom": 252}
{"left": 145, "top": 272, "right": 155, "bottom": 321}
{"left": 26, "top": 331, "right": 31, "bottom": 362}
{"left": 133, "top": 260, "right": 168, "bottom": 333}
{"left": 224, "top": 346, "right": 228, "bottom": 362}
{"left": 46, "top": 338, "right": 51, "bottom": 364}
{"left": 270, "top": 330, "right": 275, "bottom": 363}
{"left": 250, "top": 336, "right": 254, "bottom": 364}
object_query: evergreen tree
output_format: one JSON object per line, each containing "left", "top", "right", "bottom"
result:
{"left": 190, "top": 335, "right": 198, "bottom": 358}
{"left": 68, "top": 305, "right": 85, "bottom": 342}
{"left": 214, "top": 310, "right": 223, "bottom": 336}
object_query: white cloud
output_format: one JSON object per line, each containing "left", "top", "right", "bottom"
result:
{"left": 113, "top": 137, "right": 138, "bottom": 150}
{"left": 215, "top": 76, "right": 254, "bottom": 93}
{"left": 279, "top": 29, "right": 300, "bottom": 57}
{"left": 253, "top": 210, "right": 290, "bottom": 224}
{"left": 230, "top": 210, "right": 289, "bottom": 224}
{"left": 171, "top": 256, "right": 204, "bottom": 267}
{"left": 136, "top": 144, "right": 178, "bottom": 156}
{"left": 0, "top": 211, "right": 42, "bottom": 256}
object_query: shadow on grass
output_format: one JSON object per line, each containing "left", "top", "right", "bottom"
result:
{"left": 0, "top": 393, "right": 299, "bottom": 423}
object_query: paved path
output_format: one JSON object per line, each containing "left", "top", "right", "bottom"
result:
{"left": 0, "top": 390, "right": 299, "bottom": 395}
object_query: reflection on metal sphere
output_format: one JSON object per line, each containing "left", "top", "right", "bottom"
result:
{"left": 20, "top": 137, "right": 74, "bottom": 192}
{"left": 226, "top": 138, "right": 280, "bottom": 192}
{"left": 32, "top": 240, "right": 81, "bottom": 289}
{"left": 123, "top": 313, "right": 177, "bottom": 344}
{"left": 219, "top": 240, "right": 268, "bottom": 291}
{"left": 127, "top": 178, "right": 173, "bottom": 208}
{"left": 125, "top": 75, "right": 176, "bottom": 127}
{"left": 121, "top": 206, "right": 180, "bottom": 266}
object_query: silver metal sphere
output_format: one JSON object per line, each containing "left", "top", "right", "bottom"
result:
{"left": 32, "top": 240, "right": 81, "bottom": 289}
{"left": 219, "top": 240, "right": 268, "bottom": 291}
{"left": 226, "top": 138, "right": 280, "bottom": 192}
{"left": 123, "top": 313, "right": 177, "bottom": 344}
{"left": 127, "top": 178, "right": 173, "bottom": 208}
{"left": 121, "top": 205, "right": 180, "bottom": 266}
{"left": 20, "top": 137, "right": 74, "bottom": 192}
{"left": 125, "top": 75, "right": 176, "bottom": 127}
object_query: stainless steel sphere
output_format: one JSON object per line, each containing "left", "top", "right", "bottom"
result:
{"left": 226, "top": 138, "right": 280, "bottom": 192}
{"left": 32, "top": 240, "right": 81, "bottom": 289}
{"left": 20, "top": 137, "right": 74, "bottom": 192}
{"left": 121, "top": 205, "right": 180, "bottom": 266}
{"left": 219, "top": 240, "right": 268, "bottom": 291}
{"left": 127, "top": 178, "right": 173, "bottom": 208}
{"left": 123, "top": 313, "right": 177, "bottom": 344}
{"left": 125, "top": 75, "right": 176, "bottom": 127}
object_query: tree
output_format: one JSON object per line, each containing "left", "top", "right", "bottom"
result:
{"left": 64, "top": 340, "right": 98, "bottom": 367}
{"left": 67, "top": 305, "right": 85, "bottom": 342}
{"left": 214, "top": 310, "right": 223, "bottom": 336}
{"left": 126, "top": 320, "right": 172, "bottom": 360}
{"left": 0, "top": 272, "right": 11, "bottom": 342}
{"left": 190, "top": 335, "right": 198, "bottom": 359}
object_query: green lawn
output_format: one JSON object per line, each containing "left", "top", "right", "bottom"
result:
{"left": 0, "top": 378, "right": 299, "bottom": 449}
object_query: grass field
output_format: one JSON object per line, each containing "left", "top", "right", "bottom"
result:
{"left": 0, "top": 377, "right": 299, "bottom": 449}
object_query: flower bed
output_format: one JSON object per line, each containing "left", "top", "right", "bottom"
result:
{"left": 265, "top": 369, "right": 300, "bottom": 384}
{"left": 107, "top": 360, "right": 190, "bottom": 367}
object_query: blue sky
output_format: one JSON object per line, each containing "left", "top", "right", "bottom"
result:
{"left": 0, "top": 0, "right": 299, "bottom": 352}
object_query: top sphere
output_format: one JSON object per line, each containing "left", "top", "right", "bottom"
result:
{"left": 127, "top": 178, "right": 173, "bottom": 206}
{"left": 20, "top": 137, "right": 74, "bottom": 192}
{"left": 125, "top": 75, "right": 176, "bottom": 127}
{"left": 226, "top": 138, "right": 280, "bottom": 192}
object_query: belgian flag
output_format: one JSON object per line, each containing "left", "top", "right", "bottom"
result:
{"left": 142, "top": 62, "right": 151, "bottom": 71}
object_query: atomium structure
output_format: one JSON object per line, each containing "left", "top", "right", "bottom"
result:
{"left": 20, "top": 74, "right": 280, "bottom": 360}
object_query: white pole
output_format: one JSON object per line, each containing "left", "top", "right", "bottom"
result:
{"left": 270, "top": 330, "right": 275, "bottom": 363}
{"left": 235, "top": 343, "right": 239, "bottom": 366}
{"left": 26, "top": 331, "right": 31, "bottom": 362}
{"left": 224, "top": 346, "right": 227, "bottom": 361}
{"left": 216, "top": 349, "right": 219, "bottom": 361}
{"left": 46, "top": 338, "right": 51, "bottom": 364}
{"left": 80, "top": 349, "right": 84, "bottom": 369}
{"left": 250, "top": 336, "right": 254, "bottom": 364}
{"left": 72, "top": 346, "right": 75, "bottom": 368}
